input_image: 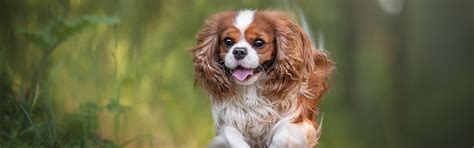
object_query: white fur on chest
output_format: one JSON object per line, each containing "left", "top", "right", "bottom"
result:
{"left": 211, "top": 86, "right": 279, "bottom": 142}
{"left": 209, "top": 85, "right": 316, "bottom": 147}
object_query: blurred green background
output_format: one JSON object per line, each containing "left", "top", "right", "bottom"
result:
{"left": 1, "top": 0, "right": 473, "bottom": 147}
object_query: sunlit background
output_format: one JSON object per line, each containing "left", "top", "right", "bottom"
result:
{"left": 1, "top": 0, "right": 473, "bottom": 147}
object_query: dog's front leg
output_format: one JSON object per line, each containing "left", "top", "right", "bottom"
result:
{"left": 209, "top": 126, "right": 250, "bottom": 148}
{"left": 269, "top": 120, "right": 317, "bottom": 148}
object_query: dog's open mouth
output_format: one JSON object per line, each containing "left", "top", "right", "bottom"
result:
{"left": 231, "top": 66, "right": 258, "bottom": 81}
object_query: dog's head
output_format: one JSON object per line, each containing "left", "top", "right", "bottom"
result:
{"left": 191, "top": 10, "right": 332, "bottom": 99}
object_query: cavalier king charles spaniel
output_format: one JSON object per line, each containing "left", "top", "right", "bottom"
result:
{"left": 190, "top": 10, "right": 333, "bottom": 148}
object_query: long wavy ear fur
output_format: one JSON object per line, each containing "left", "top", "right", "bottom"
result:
{"left": 190, "top": 12, "right": 237, "bottom": 99}
{"left": 261, "top": 11, "right": 333, "bottom": 100}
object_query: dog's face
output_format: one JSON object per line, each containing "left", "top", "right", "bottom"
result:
{"left": 218, "top": 10, "right": 276, "bottom": 85}
{"left": 191, "top": 10, "right": 332, "bottom": 99}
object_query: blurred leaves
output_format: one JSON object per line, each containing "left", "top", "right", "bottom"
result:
{"left": 106, "top": 99, "right": 129, "bottom": 114}
{"left": 58, "top": 100, "right": 130, "bottom": 147}
{"left": 17, "top": 15, "right": 119, "bottom": 51}
{"left": 1, "top": 13, "right": 124, "bottom": 147}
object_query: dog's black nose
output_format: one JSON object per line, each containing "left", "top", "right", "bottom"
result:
{"left": 233, "top": 48, "right": 247, "bottom": 60}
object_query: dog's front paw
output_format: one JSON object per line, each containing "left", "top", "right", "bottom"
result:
{"left": 269, "top": 123, "right": 308, "bottom": 148}
{"left": 208, "top": 126, "right": 250, "bottom": 148}
{"left": 208, "top": 135, "right": 250, "bottom": 148}
{"left": 209, "top": 136, "right": 227, "bottom": 148}
{"left": 269, "top": 134, "right": 306, "bottom": 148}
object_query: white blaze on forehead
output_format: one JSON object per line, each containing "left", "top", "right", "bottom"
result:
{"left": 225, "top": 9, "right": 260, "bottom": 81}
{"left": 234, "top": 10, "right": 255, "bottom": 36}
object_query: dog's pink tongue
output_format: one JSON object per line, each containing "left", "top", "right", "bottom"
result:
{"left": 232, "top": 69, "right": 254, "bottom": 81}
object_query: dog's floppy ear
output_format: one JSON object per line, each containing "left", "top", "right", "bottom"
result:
{"left": 261, "top": 11, "right": 305, "bottom": 99}
{"left": 190, "top": 12, "right": 236, "bottom": 99}
{"left": 261, "top": 11, "right": 332, "bottom": 99}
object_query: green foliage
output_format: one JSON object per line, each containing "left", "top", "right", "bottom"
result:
{"left": 0, "top": 92, "right": 136, "bottom": 147}
{"left": 17, "top": 15, "right": 119, "bottom": 51}
{"left": 1, "top": 13, "right": 126, "bottom": 147}
{"left": 106, "top": 99, "right": 129, "bottom": 114}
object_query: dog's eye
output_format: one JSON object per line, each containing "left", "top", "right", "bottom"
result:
{"left": 223, "top": 37, "right": 234, "bottom": 47}
{"left": 254, "top": 39, "right": 265, "bottom": 48}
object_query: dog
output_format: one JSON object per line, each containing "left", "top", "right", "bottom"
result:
{"left": 190, "top": 10, "right": 333, "bottom": 148}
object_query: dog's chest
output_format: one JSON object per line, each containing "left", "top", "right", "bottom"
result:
{"left": 212, "top": 87, "right": 280, "bottom": 145}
